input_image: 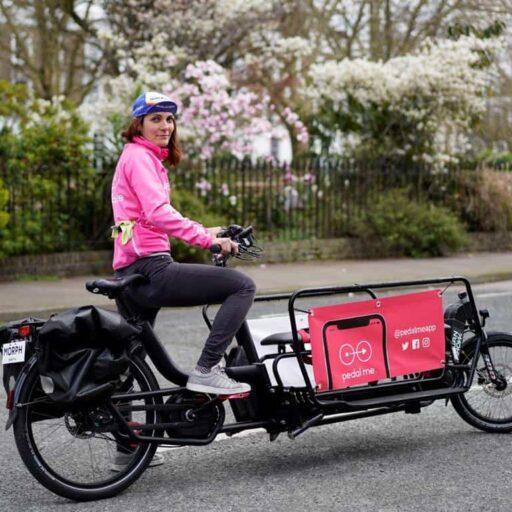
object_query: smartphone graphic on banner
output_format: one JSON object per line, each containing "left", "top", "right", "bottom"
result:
{"left": 322, "top": 314, "right": 388, "bottom": 390}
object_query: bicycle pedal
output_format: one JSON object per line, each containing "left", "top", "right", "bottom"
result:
{"left": 219, "top": 391, "right": 251, "bottom": 400}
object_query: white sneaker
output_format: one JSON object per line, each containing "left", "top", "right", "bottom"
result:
{"left": 110, "top": 451, "right": 164, "bottom": 472}
{"left": 186, "top": 365, "right": 251, "bottom": 395}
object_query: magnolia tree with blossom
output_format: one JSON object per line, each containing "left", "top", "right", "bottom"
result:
{"left": 101, "top": 1, "right": 502, "bottom": 161}
{"left": 307, "top": 35, "right": 503, "bottom": 168}
{"left": 98, "top": 0, "right": 312, "bottom": 158}
{"left": 164, "top": 61, "right": 308, "bottom": 160}
{"left": 81, "top": 59, "right": 308, "bottom": 161}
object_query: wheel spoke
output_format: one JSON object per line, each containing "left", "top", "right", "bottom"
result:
{"left": 87, "top": 440, "right": 98, "bottom": 480}
{"left": 34, "top": 422, "right": 66, "bottom": 447}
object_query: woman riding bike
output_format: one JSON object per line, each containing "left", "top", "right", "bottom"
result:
{"left": 111, "top": 91, "right": 255, "bottom": 396}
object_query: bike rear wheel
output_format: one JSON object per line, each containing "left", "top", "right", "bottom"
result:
{"left": 13, "top": 354, "right": 159, "bottom": 501}
{"left": 451, "top": 333, "right": 512, "bottom": 433}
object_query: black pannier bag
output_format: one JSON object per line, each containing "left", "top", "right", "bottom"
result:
{"left": 1, "top": 317, "right": 46, "bottom": 397}
{"left": 37, "top": 306, "right": 141, "bottom": 403}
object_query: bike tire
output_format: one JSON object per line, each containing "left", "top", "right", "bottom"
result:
{"left": 451, "top": 333, "right": 512, "bottom": 433}
{"left": 13, "top": 354, "right": 159, "bottom": 501}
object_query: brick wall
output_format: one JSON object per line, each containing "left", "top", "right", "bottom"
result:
{"left": 0, "top": 250, "right": 113, "bottom": 281}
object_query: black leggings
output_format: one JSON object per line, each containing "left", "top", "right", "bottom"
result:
{"left": 115, "top": 254, "right": 256, "bottom": 368}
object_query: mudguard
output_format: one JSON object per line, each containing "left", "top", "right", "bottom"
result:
{"left": 5, "top": 355, "right": 38, "bottom": 431}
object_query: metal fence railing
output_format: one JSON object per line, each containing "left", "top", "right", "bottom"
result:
{"left": 0, "top": 166, "right": 113, "bottom": 255}
{"left": 0, "top": 155, "right": 496, "bottom": 256}
{"left": 172, "top": 157, "right": 460, "bottom": 240}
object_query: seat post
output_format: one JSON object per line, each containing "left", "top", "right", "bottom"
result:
{"left": 235, "top": 321, "right": 260, "bottom": 363}
{"left": 114, "top": 292, "right": 137, "bottom": 321}
{"left": 86, "top": 274, "right": 148, "bottom": 321}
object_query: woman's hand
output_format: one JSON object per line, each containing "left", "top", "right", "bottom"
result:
{"left": 211, "top": 237, "right": 239, "bottom": 256}
{"left": 207, "top": 226, "right": 223, "bottom": 238}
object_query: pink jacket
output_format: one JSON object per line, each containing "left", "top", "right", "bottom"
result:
{"left": 111, "top": 136, "right": 212, "bottom": 270}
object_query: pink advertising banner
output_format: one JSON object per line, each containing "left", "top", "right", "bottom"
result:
{"left": 308, "top": 290, "right": 446, "bottom": 391}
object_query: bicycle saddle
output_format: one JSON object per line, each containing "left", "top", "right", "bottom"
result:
{"left": 260, "top": 330, "right": 310, "bottom": 346}
{"left": 85, "top": 274, "right": 148, "bottom": 298}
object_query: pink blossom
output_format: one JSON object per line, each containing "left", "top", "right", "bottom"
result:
{"left": 168, "top": 60, "right": 309, "bottom": 160}
{"left": 283, "top": 170, "right": 297, "bottom": 184}
{"left": 220, "top": 183, "right": 229, "bottom": 196}
{"left": 303, "top": 172, "right": 315, "bottom": 184}
{"left": 195, "top": 178, "right": 212, "bottom": 196}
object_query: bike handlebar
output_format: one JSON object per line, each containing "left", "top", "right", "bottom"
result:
{"left": 209, "top": 225, "right": 261, "bottom": 266}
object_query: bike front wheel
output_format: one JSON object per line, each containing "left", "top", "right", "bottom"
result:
{"left": 13, "top": 354, "right": 159, "bottom": 501}
{"left": 451, "top": 333, "right": 512, "bottom": 433}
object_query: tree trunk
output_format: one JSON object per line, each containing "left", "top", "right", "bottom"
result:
{"left": 369, "top": 0, "right": 383, "bottom": 61}
{"left": 383, "top": 0, "right": 393, "bottom": 60}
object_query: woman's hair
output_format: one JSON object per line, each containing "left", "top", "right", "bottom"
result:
{"left": 121, "top": 115, "right": 182, "bottom": 166}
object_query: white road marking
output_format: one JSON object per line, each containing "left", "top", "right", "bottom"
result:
{"left": 254, "top": 290, "right": 512, "bottom": 304}
{"left": 475, "top": 291, "right": 512, "bottom": 299}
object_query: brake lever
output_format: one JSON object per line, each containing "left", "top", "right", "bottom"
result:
{"left": 211, "top": 225, "right": 261, "bottom": 266}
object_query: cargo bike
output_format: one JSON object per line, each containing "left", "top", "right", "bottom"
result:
{"left": 2, "top": 225, "right": 512, "bottom": 501}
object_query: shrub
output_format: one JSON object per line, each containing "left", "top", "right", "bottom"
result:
{"left": 0, "top": 86, "right": 95, "bottom": 256}
{"left": 474, "top": 149, "right": 512, "bottom": 169}
{"left": 308, "top": 36, "right": 500, "bottom": 169}
{"left": 0, "top": 178, "right": 10, "bottom": 258}
{"left": 448, "top": 168, "right": 512, "bottom": 232}
{"left": 0, "top": 123, "right": 94, "bottom": 255}
{"left": 169, "top": 188, "right": 227, "bottom": 262}
{"left": 357, "top": 189, "right": 468, "bottom": 257}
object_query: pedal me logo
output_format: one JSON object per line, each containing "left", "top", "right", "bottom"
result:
{"left": 339, "top": 340, "right": 376, "bottom": 383}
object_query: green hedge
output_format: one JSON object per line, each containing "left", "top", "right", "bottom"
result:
{"left": 170, "top": 189, "right": 227, "bottom": 262}
{"left": 0, "top": 178, "right": 9, "bottom": 258}
{"left": 357, "top": 189, "right": 468, "bottom": 257}
{"left": 0, "top": 81, "right": 94, "bottom": 257}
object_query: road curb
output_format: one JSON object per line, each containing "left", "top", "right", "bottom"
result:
{"left": 2, "top": 271, "right": 511, "bottom": 323}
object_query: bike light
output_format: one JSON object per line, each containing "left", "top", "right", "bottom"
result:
{"left": 18, "top": 325, "right": 30, "bottom": 338}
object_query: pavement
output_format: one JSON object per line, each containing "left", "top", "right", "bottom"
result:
{"left": 1, "top": 251, "right": 512, "bottom": 321}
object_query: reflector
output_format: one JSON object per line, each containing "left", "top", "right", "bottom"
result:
{"left": 18, "top": 325, "right": 30, "bottom": 338}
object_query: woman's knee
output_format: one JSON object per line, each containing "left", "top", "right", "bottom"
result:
{"left": 238, "top": 273, "right": 256, "bottom": 296}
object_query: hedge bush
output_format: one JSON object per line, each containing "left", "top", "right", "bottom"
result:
{"left": 0, "top": 178, "right": 10, "bottom": 257}
{"left": 357, "top": 189, "right": 468, "bottom": 257}
{"left": 0, "top": 82, "right": 94, "bottom": 257}
{"left": 447, "top": 168, "right": 512, "bottom": 232}
{"left": 169, "top": 188, "right": 227, "bottom": 262}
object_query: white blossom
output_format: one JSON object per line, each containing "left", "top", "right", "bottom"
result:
{"left": 307, "top": 35, "right": 503, "bottom": 167}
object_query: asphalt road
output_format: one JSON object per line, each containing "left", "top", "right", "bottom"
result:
{"left": 2, "top": 281, "right": 512, "bottom": 511}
